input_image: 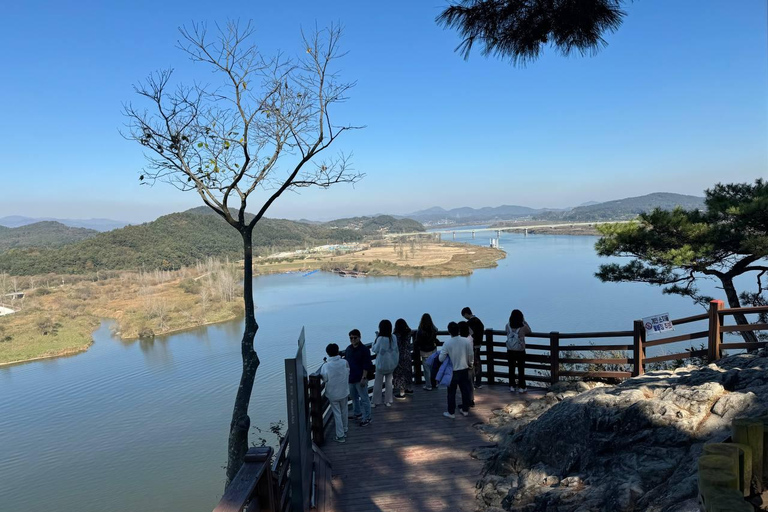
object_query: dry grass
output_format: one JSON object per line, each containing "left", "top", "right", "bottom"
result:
{"left": 254, "top": 241, "right": 505, "bottom": 277}
{"left": 0, "top": 265, "right": 243, "bottom": 366}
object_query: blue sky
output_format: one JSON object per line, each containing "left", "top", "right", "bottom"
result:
{"left": 1, "top": 0, "right": 766, "bottom": 222}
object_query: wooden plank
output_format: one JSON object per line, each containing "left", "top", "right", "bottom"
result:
{"left": 643, "top": 352, "right": 692, "bottom": 364}
{"left": 720, "top": 323, "right": 768, "bottom": 333}
{"left": 213, "top": 448, "right": 272, "bottom": 512}
{"left": 720, "top": 305, "right": 768, "bottom": 315}
{"left": 559, "top": 344, "right": 632, "bottom": 351}
{"left": 559, "top": 330, "right": 633, "bottom": 339}
{"left": 721, "top": 342, "right": 768, "bottom": 350}
{"left": 670, "top": 313, "right": 708, "bottom": 325}
{"left": 709, "top": 300, "right": 724, "bottom": 361}
{"left": 524, "top": 343, "right": 551, "bottom": 351}
{"left": 644, "top": 330, "right": 708, "bottom": 347}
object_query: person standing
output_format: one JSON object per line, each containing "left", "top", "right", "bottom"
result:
{"left": 345, "top": 329, "right": 373, "bottom": 426}
{"left": 461, "top": 307, "right": 485, "bottom": 388}
{"left": 372, "top": 319, "right": 399, "bottom": 407}
{"left": 506, "top": 309, "right": 532, "bottom": 393}
{"left": 320, "top": 343, "right": 350, "bottom": 442}
{"left": 392, "top": 318, "right": 414, "bottom": 399}
{"left": 439, "top": 322, "right": 474, "bottom": 418}
{"left": 414, "top": 313, "right": 439, "bottom": 390}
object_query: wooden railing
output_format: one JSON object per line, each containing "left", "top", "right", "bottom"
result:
{"left": 216, "top": 303, "right": 767, "bottom": 509}
{"left": 212, "top": 438, "right": 291, "bottom": 512}
{"left": 307, "top": 301, "right": 768, "bottom": 446}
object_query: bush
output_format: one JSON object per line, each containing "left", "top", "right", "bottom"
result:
{"left": 179, "top": 278, "right": 201, "bottom": 294}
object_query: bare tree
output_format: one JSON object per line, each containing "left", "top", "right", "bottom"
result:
{"left": 123, "top": 21, "right": 362, "bottom": 485}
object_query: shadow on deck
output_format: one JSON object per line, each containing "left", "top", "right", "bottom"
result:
{"left": 321, "top": 385, "right": 545, "bottom": 512}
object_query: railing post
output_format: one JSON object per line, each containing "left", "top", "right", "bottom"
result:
{"left": 632, "top": 320, "right": 645, "bottom": 376}
{"left": 708, "top": 299, "right": 724, "bottom": 361}
{"left": 413, "top": 343, "right": 423, "bottom": 385}
{"left": 549, "top": 331, "right": 560, "bottom": 385}
{"left": 485, "top": 329, "right": 495, "bottom": 385}
{"left": 249, "top": 446, "right": 276, "bottom": 512}
{"left": 308, "top": 374, "right": 325, "bottom": 446}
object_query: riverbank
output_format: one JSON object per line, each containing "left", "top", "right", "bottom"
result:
{"left": 255, "top": 240, "right": 506, "bottom": 277}
{"left": 0, "top": 262, "right": 244, "bottom": 366}
{"left": 0, "top": 240, "right": 504, "bottom": 366}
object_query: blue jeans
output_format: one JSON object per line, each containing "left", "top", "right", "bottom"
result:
{"left": 349, "top": 382, "right": 371, "bottom": 421}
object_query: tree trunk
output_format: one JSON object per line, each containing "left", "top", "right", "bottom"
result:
{"left": 225, "top": 226, "right": 261, "bottom": 487}
{"left": 720, "top": 276, "right": 759, "bottom": 347}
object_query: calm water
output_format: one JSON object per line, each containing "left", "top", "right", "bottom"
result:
{"left": 0, "top": 233, "right": 723, "bottom": 511}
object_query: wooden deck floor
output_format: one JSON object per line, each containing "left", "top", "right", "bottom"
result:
{"left": 321, "top": 385, "right": 545, "bottom": 512}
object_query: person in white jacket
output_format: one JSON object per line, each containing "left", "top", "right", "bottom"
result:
{"left": 320, "top": 343, "right": 350, "bottom": 442}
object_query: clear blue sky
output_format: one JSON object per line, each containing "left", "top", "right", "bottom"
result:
{"left": 1, "top": 0, "right": 766, "bottom": 222}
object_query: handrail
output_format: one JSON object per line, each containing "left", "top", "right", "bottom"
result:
{"left": 260, "top": 303, "right": 768, "bottom": 512}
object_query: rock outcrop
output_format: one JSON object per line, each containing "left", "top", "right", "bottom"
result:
{"left": 475, "top": 350, "right": 768, "bottom": 512}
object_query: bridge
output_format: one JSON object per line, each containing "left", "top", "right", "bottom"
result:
{"left": 384, "top": 220, "right": 630, "bottom": 238}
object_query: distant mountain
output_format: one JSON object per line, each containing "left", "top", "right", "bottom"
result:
{"left": 0, "top": 209, "right": 425, "bottom": 275}
{"left": 535, "top": 193, "right": 706, "bottom": 222}
{"left": 0, "top": 216, "right": 128, "bottom": 232}
{"left": 406, "top": 204, "right": 556, "bottom": 226}
{"left": 578, "top": 201, "right": 600, "bottom": 207}
{"left": 0, "top": 221, "right": 98, "bottom": 252}
{"left": 323, "top": 215, "right": 424, "bottom": 234}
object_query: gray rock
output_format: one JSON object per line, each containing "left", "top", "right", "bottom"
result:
{"left": 475, "top": 351, "right": 768, "bottom": 512}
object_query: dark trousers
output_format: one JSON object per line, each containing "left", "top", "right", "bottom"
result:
{"left": 473, "top": 346, "right": 482, "bottom": 385}
{"left": 508, "top": 350, "right": 526, "bottom": 389}
{"left": 447, "top": 369, "right": 473, "bottom": 414}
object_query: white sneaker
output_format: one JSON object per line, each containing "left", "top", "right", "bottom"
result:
{"left": 460, "top": 410, "right": 469, "bottom": 417}
{"left": 509, "top": 386, "right": 515, "bottom": 392}
{"left": 520, "top": 388, "right": 527, "bottom": 394}
{"left": 385, "top": 403, "right": 392, "bottom": 407}
{"left": 371, "top": 403, "right": 377, "bottom": 408}
{"left": 423, "top": 385, "right": 432, "bottom": 391}
{"left": 443, "top": 412, "right": 455, "bottom": 419}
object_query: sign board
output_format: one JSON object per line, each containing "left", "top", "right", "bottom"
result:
{"left": 642, "top": 313, "right": 675, "bottom": 336}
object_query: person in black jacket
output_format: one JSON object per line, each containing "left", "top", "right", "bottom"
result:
{"left": 345, "top": 329, "right": 374, "bottom": 426}
{"left": 462, "top": 307, "right": 485, "bottom": 388}
{"left": 414, "top": 313, "right": 439, "bottom": 390}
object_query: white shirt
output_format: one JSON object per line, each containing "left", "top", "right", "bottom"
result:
{"left": 439, "top": 335, "right": 474, "bottom": 371}
{"left": 320, "top": 355, "right": 350, "bottom": 401}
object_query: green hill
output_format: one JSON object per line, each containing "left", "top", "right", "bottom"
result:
{"left": 323, "top": 215, "right": 424, "bottom": 234}
{"left": 535, "top": 193, "right": 705, "bottom": 222}
{"left": 0, "top": 221, "right": 98, "bottom": 252}
{"left": 0, "top": 207, "right": 424, "bottom": 275}
{"left": 0, "top": 209, "right": 368, "bottom": 275}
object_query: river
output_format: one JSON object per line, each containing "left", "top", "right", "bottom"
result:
{"left": 0, "top": 232, "right": 724, "bottom": 511}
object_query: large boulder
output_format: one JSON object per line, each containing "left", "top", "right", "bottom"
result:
{"left": 476, "top": 350, "right": 768, "bottom": 512}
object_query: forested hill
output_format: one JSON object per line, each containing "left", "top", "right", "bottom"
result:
{"left": 0, "top": 209, "right": 424, "bottom": 275}
{"left": 322, "top": 215, "right": 424, "bottom": 234}
{"left": 0, "top": 221, "right": 98, "bottom": 252}
{"left": 534, "top": 193, "right": 705, "bottom": 221}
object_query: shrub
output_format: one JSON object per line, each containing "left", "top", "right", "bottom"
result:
{"left": 179, "top": 278, "right": 201, "bottom": 294}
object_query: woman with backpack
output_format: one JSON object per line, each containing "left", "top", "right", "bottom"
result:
{"left": 372, "top": 319, "right": 399, "bottom": 407}
{"left": 414, "top": 313, "right": 439, "bottom": 390}
{"left": 506, "top": 309, "right": 531, "bottom": 393}
{"left": 392, "top": 318, "right": 415, "bottom": 399}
